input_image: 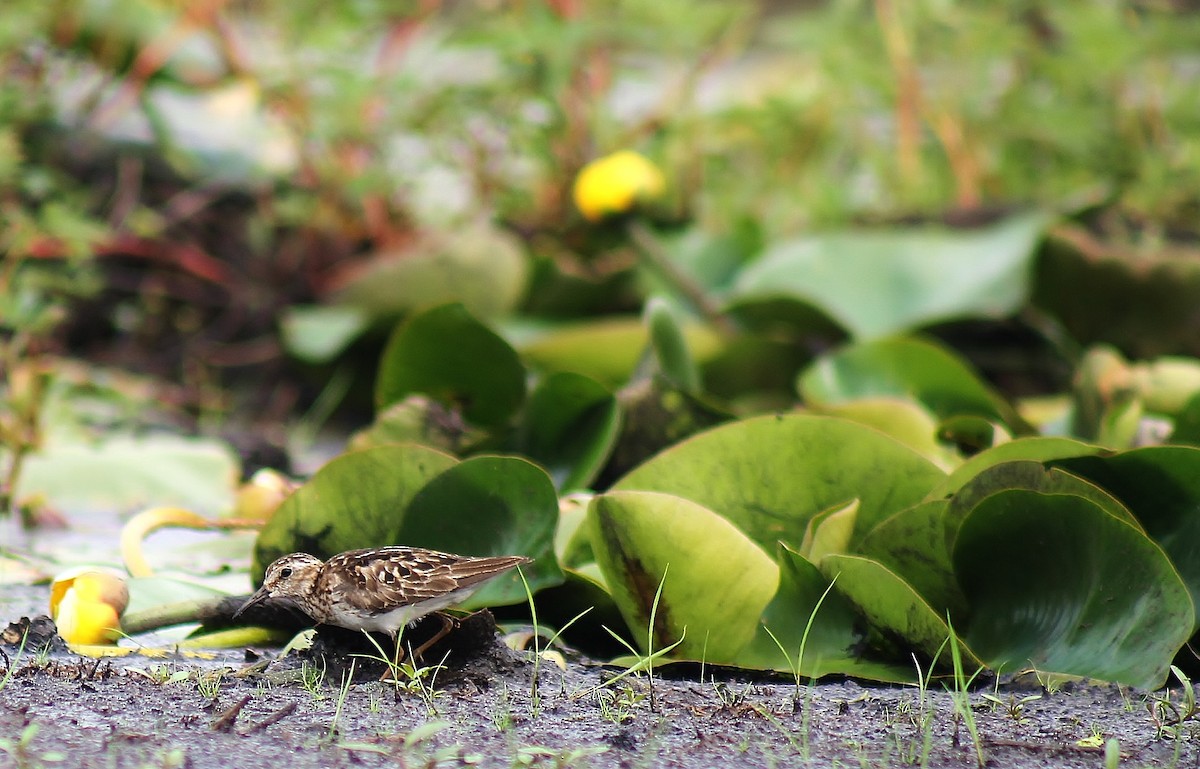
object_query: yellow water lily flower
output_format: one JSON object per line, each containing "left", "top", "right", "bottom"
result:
{"left": 572, "top": 150, "right": 665, "bottom": 221}
{"left": 50, "top": 568, "right": 129, "bottom": 646}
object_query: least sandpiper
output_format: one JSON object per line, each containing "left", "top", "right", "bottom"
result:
{"left": 235, "top": 546, "right": 531, "bottom": 662}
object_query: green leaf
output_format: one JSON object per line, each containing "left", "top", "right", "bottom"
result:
{"left": 813, "top": 397, "right": 958, "bottom": 470}
{"left": 398, "top": 456, "right": 564, "bottom": 606}
{"left": 925, "top": 436, "right": 1100, "bottom": 500}
{"left": 819, "top": 554, "right": 981, "bottom": 667}
{"left": 645, "top": 297, "right": 701, "bottom": 393}
{"left": 252, "top": 444, "right": 458, "bottom": 579}
{"left": 517, "top": 317, "right": 722, "bottom": 389}
{"left": 799, "top": 336, "right": 1023, "bottom": 428}
{"left": 17, "top": 433, "right": 239, "bottom": 516}
{"left": 613, "top": 414, "right": 946, "bottom": 550}
{"left": 732, "top": 213, "right": 1047, "bottom": 338}
{"left": 943, "top": 461, "right": 1141, "bottom": 556}
{"left": 515, "top": 373, "right": 621, "bottom": 491}
{"left": 332, "top": 222, "right": 530, "bottom": 321}
{"left": 1054, "top": 447, "right": 1200, "bottom": 632}
{"left": 857, "top": 500, "right": 963, "bottom": 617}
{"left": 587, "top": 490, "right": 779, "bottom": 662}
{"left": 279, "top": 305, "right": 369, "bottom": 363}
{"left": 954, "top": 490, "right": 1194, "bottom": 688}
{"left": 375, "top": 303, "right": 526, "bottom": 428}
{"left": 739, "top": 545, "right": 910, "bottom": 681}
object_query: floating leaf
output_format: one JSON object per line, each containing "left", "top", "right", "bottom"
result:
{"left": 819, "top": 554, "right": 980, "bottom": 667}
{"left": 518, "top": 317, "right": 722, "bottom": 389}
{"left": 799, "top": 336, "right": 1023, "bottom": 429}
{"left": 17, "top": 433, "right": 239, "bottom": 516}
{"left": 252, "top": 444, "right": 458, "bottom": 578}
{"left": 943, "top": 461, "right": 1140, "bottom": 554}
{"left": 515, "top": 373, "right": 621, "bottom": 492}
{"left": 279, "top": 305, "right": 369, "bottom": 364}
{"left": 926, "top": 436, "right": 1099, "bottom": 500}
{"left": 331, "top": 222, "right": 529, "bottom": 321}
{"left": 857, "top": 500, "right": 963, "bottom": 617}
{"left": 732, "top": 213, "right": 1047, "bottom": 338}
{"left": 954, "top": 490, "right": 1193, "bottom": 688}
{"left": 588, "top": 490, "right": 778, "bottom": 662}
{"left": 738, "top": 545, "right": 910, "bottom": 681}
{"left": 375, "top": 303, "right": 526, "bottom": 428}
{"left": 398, "top": 456, "right": 564, "bottom": 605}
{"left": 613, "top": 414, "right": 946, "bottom": 549}
{"left": 1054, "top": 447, "right": 1200, "bottom": 632}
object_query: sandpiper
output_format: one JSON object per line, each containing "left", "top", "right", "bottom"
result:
{"left": 235, "top": 546, "right": 531, "bottom": 665}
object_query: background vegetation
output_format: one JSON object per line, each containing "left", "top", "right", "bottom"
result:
{"left": 5, "top": 0, "right": 1200, "bottom": 689}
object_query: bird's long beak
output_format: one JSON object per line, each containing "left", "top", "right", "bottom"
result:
{"left": 232, "top": 586, "right": 271, "bottom": 620}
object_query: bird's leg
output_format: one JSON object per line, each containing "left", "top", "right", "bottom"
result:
{"left": 409, "top": 612, "right": 456, "bottom": 662}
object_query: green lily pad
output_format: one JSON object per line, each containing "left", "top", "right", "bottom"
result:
{"left": 375, "top": 303, "right": 526, "bottom": 428}
{"left": 332, "top": 222, "right": 530, "bottom": 322}
{"left": 819, "top": 554, "right": 981, "bottom": 668}
{"left": 943, "top": 461, "right": 1141, "bottom": 555}
{"left": 953, "top": 489, "right": 1194, "bottom": 688}
{"left": 1054, "top": 447, "right": 1200, "bottom": 632}
{"left": 925, "top": 436, "right": 1100, "bottom": 500}
{"left": 518, "top": 317, "right": 722, "bottom": 389}
{"left": 613, "top": 414, "right": 946, "bottom": 549}
{"left": 813, "top": 397, "right": 958, "bottom": 470}
{"left": 587, "top": 490, "right": 779, "bottom": 662}
{"left": 799, "top": 336, "right": 1023, "bottom": 429}
{"left": 251, "top": 444, "right": 458, "bottom": 579}
{"left": 515, "top": 372, "right": 621, "bottom": 492}
{"left": 799, "top": 499, "right": 858, "bottom": 564}
{"left": 17, "top": 433, "right": 239, "bottom": 516}
{"left": 279, "top": 305, "right": 369, "bottom": 364}
{"left": 857, "top": 500, "right": 963, "bottom": 617}
{"left": 398, "top": 456, "right": 564, "bottom": 606}
{"left": 731, "top": 213, "right": 1047, "bottom": 339}
{"left": 739, "top": 545, "right": 910, "bottom": 681}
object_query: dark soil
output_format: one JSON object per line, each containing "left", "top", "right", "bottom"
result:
{"left": 0, "top": 610, "right": 1194, "bottom": 769}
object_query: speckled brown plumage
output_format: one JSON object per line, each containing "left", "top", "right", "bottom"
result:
{"left": 234, "top": 546, "right": 531, "bottom": 643}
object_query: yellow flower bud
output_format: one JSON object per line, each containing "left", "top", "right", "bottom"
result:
{"left": 572, "top": 150, "right": 665, "bottom": 221}
{"left": 50, "top": 569, "right": 129, "bottom": 646}
{"left": 233, "top": 468, "right": 297, "bottom": 522}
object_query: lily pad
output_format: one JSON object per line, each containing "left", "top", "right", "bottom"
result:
{"left": 587, "top": 490, "right": 779, "bottom": 662}
{"left": 943, "top": 461, "right": 1140, "bottom": 555}
{"left": 799, "top": 336, "right": 1023, "bottom": 429}
{"left": 739, "top": 545, "right": 910, "bottom": 681}
{"left": 251, "top": 444, "right": 458, "bottom": 579}
{"left": 731, "top": 213, "right": 1047, "bottom": 339}
{"left": 856, "top": 500, "right": 963, "bottom": 617}
{"left": 819, "top": 554, "right": 980, "bottom": 668}
{"left": 17, "top": 433, "right": 240, "bottom": 516}
{"left": 398, "top": 456, "right": 564, "bottom": 606}
{"left": 613, "top": 414, "right": 946, "bottom": 549}
{"left": 925, "top": 436, "right": 1099, "bottom": 500}
{"left": 515, "top": 372, "right": 621, "bottom": 492}
{"left": 1054, "top": 447, "right": 1200, "bottom": 632}
{"left": 375, "top": 303, "right": 526, "bottom": 428}
{"left": 953, "top": 489, "right": 1193, "bottom": 688}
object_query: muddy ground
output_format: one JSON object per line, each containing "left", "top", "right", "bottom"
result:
{"left": 0, "top": 606, "right": 1196, "bottom": 769}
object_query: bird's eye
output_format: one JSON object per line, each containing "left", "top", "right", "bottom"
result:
{"left": 279, "top": 567, "right": 293, "bottom": 580}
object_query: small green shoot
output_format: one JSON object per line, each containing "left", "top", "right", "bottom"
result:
{"left": 945, "top": 619, "right": 985, "bottom": 768}
{"left": 355, "top": 630, "right": 447, "bottom": 717}
{"left": 1148, "top": 665, "right": 1199, "bottom": 740}
{"left": 300, "top": 658, "right": 327, "bottom": 700}
{"left": 327, "top": 660, "right": 356, "bottom": 742}
{"left": 517, "top": 564, "right": 593, "bottom": 717}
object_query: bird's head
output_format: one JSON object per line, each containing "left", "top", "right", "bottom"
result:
{"left": 233, "top": 552, "right": 323, "bottom": 619}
